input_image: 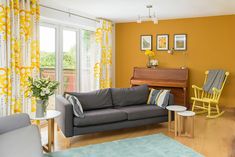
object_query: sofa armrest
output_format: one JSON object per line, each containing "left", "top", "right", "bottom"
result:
{"left": 0, "top": 113, "right": 31, "bottom": 135}
{"left": 55, "top": 95, "right": 74, "bottom": 137}
{"left": 0, "top": 125, "right": 43, "bottom": 157}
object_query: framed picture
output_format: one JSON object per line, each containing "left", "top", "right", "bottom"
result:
{"left": 156, "top": 34, "right": 169, "bottom": 51}
{"left": 140, "top": 35, "right": 152, "bottom": 51}
{"left": 174, "top": 34, "right": 187, "bottom": 51}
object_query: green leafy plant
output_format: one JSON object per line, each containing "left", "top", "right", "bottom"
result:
{"left": 40, "top": 50, "right": 76, "bottom": 69}
{"left": 28, "top": 77, "right": 59, "bottom": 100}
{"left": 40, "top": 52, "right": 56, "bottom": 68}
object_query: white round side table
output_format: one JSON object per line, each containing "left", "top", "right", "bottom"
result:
{"left": 177, "top": 111, "right": 196, "bottom": 138}
{"left": 166, "top": 105, "right": 187, "bottom": 136}
{"left": 30, "top": 110, "right": 61, "bottom": 152}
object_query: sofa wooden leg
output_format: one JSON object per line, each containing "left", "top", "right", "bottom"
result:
{"left": 66, "top": 137, "right": 71, "bottom": 148}
{"left": 56, "top": 123, "right": 60, "bottom": 132}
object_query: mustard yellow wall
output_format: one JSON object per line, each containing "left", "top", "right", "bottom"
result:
{"left": 115, "top": 15, "right": 235, "bottom": 107}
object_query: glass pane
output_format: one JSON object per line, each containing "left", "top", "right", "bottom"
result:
{"left": 80, "top": 30, "right": 97, "bottom": 92}
{"left": 40, "top": 26, "right": 56, "bottom": 109}
{"left": 63, "top": 30, "right": 76, "bottom": 92}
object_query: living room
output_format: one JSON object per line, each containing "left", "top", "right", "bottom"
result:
{"left": 0, "top": 0, "right": 235, "bottom": 157}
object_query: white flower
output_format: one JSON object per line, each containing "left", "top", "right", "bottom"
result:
{"left": 45, "top": 88, "right": 50, "bottom": 94}
{"left": 40, "top": 91, "right": 45, "bottom": 96}
{"left": 150, "top": 59, "right": 158, "bottom": 66}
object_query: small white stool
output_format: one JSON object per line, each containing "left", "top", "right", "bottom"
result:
{"left": 177, "top": 111, "right": 195, "bottom": 138}
{"left": 166, "top": 105, "right": 187, "bottom": 136}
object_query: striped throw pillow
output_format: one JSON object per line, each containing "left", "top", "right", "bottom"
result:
{"left": 147, "top": 89, "right": 170, "bottom": 108}
{"left": 65, "top": 94, "right": 85, "bottom": 118}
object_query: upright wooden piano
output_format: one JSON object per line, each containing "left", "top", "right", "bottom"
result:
{"left": 130, "top": 67, "right": 189, "bottom": 107}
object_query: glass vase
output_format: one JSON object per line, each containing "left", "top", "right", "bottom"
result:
{"left": 147, "top": 57, "right": 151, "bottom": 68}
{"left": 36, "top": 99, "right": 48, "bottom": 118}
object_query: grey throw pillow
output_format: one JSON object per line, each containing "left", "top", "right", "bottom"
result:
{"left": 65, "top": 94, "right": 85, "bottom": 118}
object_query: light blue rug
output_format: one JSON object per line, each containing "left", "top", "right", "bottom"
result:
{"left": 45, "top": 133, "right": 203, "bottom": 157}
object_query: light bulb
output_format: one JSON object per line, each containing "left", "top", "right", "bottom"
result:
{"left": 153, "top": 18, "right": 158, "bottom": 24}
{"left": 137, "top": 16, "right": 142, "bottom": 23}
{"left": 152, "top": 16, "right": 158, "bottom": 24}
{"left": 152, "top": 12, "right": 158, "bottom": 24}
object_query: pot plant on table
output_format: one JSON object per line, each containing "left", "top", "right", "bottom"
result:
{"left": 144, "top": 50, "right": 159, "bottom": 68}
{"left": 28, "top": 77, "right": 59, "bottom": 118}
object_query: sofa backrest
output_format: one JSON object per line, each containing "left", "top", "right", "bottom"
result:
{"left": 111, "top": 84, "right": 149, "bottom": 107}
{"left": 65, "top": 88, "right": 113, "bottom": 111}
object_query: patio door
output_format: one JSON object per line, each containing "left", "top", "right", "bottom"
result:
{"left": 61, "top": 28, "right": 97, "bottom": 93}
{"left": 62, "top": 29, "right": 78, "bottom": 93}
{"left": 79, "top": 29, "right": 97, "bottom": 92}
{"left": 40, "top": 25, "right": 57, "bottom": 109}
{"left": 40, "top": 23, "right": 97, "bottom": 109}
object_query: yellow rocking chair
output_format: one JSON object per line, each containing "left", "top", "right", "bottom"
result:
{"left": 191, "top": 71, "right": 229, "bottom": 118}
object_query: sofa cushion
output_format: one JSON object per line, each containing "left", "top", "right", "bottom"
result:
{"left": 116, "top": 104, "right": 168, "bottom": 120}
{"left": 74, "top": 109, "right": 127, "bottom": 127}
{"left": 147, "top": 89, "right": 171, "bottom": 109}
{"left": 111, "top": 84, "right": 149, "bottom": 107}
{"left": 65, "top": 88, "right": 112, "bottom": 111}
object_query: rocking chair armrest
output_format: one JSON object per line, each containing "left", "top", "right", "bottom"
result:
{"left": 192, "top": 85, "right": 203, "bottom": 98}
{"left": 192, "top": 85, "right": 203, "bottom": 90}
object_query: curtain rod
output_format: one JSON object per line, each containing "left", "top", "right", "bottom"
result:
{"left": 40, "top": 4, "right": 100, "bottom": 22}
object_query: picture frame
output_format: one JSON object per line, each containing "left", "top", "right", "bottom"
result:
{"left": 174, "top": 34, "right": 187, "bottom": 51}
{"left": 140, "top": 35, "right": 152, "bottom": 51}
{"left": 156, "top": 34, "right": 169, "bottom": 51}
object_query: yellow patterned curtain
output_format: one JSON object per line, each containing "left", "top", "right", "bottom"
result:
{"left": 0, "top": 0, "right": 40, "bottom": 116}
{"left": 95, "top": 20, "right": 112, "bottom": 89}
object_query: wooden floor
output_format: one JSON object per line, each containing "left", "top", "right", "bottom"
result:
{"left": 41, "top": 109, "right": 235, "bottom": 157}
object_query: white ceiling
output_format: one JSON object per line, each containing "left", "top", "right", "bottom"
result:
{"left": 40, "top": 0, "right": 235, "bottom": 23}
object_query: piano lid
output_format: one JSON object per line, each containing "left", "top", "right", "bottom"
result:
{"left": 131, "top": 67, "right": 189, "bottom": 88}
{"left": 132, "top": 67, "right": 188, "bottom": 81}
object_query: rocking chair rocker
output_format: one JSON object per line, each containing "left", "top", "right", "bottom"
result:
{"left": 191, "top": 71, "right": 229, "bottom": 118}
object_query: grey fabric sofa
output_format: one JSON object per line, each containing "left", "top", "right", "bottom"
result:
{"left": 0, "top": 113, "right": 43, "bottom": 157}
{"left": 56, "top": 85, "right": 174, "bottom": 138}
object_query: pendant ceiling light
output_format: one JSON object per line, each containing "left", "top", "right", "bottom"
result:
{"left": 137, "top": 5, "right": 158, "bottom": 24}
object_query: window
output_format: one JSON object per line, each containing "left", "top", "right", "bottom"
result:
{"left": 62, "top": 30, "right": 77, "bottom": 92}
{"left": 40, "top": 26, "right": 56, "bottom": 80}
{"left": 40, "top": 25, "right": 56, "bottom": 109}
{"left": 39, "top": 22, "right": 97, "bottom": 109}
{"left": 80, "top": 30, "right": 97, "bottom": 92}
